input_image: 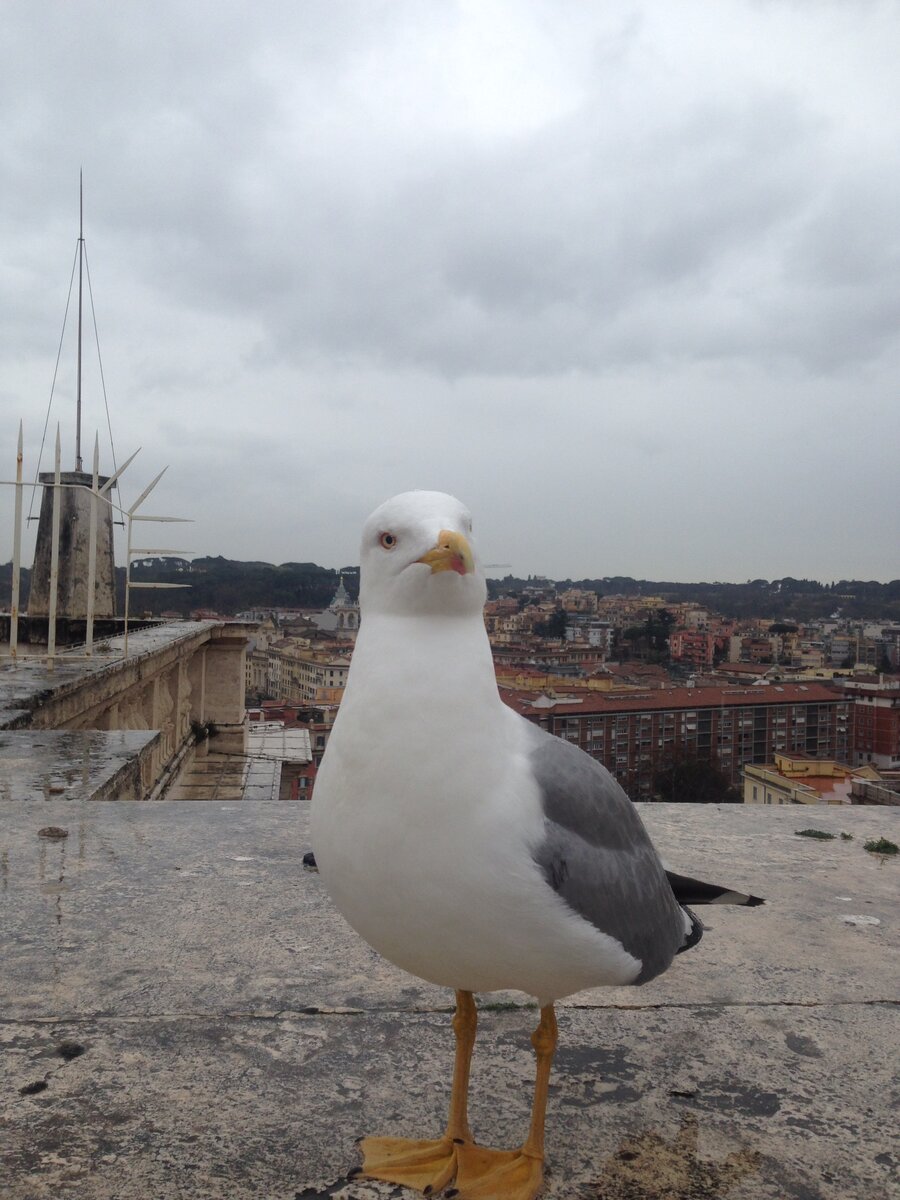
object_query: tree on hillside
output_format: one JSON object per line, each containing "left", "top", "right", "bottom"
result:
{"left": 621, "top": 608, "right": 674, "bottom": 664}
{"left": 534, "top": 607, "right": 567, "bottom": 639}
{"left": 652, "top": 753, "right": 741, "bottom": 804}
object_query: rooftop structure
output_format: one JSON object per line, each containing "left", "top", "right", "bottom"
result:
{"left": 743, "top": 751, "right": 882, "bottom": 806}
{"left": 311, "top": 575, "right": 359, "bottom": 637}
{"left": 17, "top": 180, "right": 126, "bottom": 630}
{"left": 27, "top": 468, "right": 117, "bottom": 620}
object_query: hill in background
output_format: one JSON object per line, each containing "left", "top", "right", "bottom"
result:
{"left": 2, "top": 558, "right": 898, "bottom": 622}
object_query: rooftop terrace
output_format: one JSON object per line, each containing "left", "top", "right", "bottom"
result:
{"left": 1, "top": 619, "right": 254, "bottom": 804}
{"left": 2, "top": 800, "right": 897, "bottom": 1199}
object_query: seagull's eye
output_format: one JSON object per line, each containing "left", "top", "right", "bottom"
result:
{"left": 379, "top": 532, "right": 398, "bottom": 550}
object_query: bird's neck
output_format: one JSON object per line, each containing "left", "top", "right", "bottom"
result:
{"left": 342, "top": 612, "right": 502, "bottom": 721}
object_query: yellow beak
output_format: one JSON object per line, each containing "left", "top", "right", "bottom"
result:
{"left": 416, "top": 529, "right": 475, "bottom": 576}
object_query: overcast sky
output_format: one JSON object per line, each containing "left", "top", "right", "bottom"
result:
{"left": 1, "top": 1, "right": 898, "bottom": 584}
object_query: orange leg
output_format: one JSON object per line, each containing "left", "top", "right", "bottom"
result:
{"left": 358, "top": 990, "right": 478, "bottom": 1194}
{"left": 451, "top": 1003, "right": 558, "bottom": 1200}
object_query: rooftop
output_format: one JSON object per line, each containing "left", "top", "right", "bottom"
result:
{"left": 2, "top": 800, "right": 897, "bottom": 1199}
{"left": 499, "top": 681, "right": 848, "bottom": 719}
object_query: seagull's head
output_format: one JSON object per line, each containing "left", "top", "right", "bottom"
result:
{"left": 359, "top": 490, "right": 487, "bottom": 618}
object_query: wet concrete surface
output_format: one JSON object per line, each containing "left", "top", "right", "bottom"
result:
{"left": 0, "top": 730, "right": 158, "bottom": 803}
{"left": 1, "top": 801, "right": 898, "bottom": 1199}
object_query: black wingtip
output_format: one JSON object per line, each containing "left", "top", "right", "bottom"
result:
{"left": 676, "top": 904, "right": 704, "bottom": 955}
{"left": 667, "top": 870, "right": 765, "bottom": 907}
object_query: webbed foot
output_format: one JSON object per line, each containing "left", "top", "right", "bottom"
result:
{"left": 359, "top": 1134, "right": 461, "bottom": 1194}
{"left": 448, "top": 1143, "right": 544, "bottom": 1200}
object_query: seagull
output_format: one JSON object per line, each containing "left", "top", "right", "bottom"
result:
{"left": 311, "top": 491, "right": 761, "bottom": 1200}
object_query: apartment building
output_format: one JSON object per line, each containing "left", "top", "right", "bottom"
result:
{"left": 668, "top": 629, "right": 720, "bottom": 672}
{"left": 502, "top": 682, "right": 850, "bottom": 799}
{"left": 245, "top": 616, "right": 279, "bottom": 698}
{"left": 840, "top": 681, "right": 900, "bottom": 770}
{"left": 565, "top": 615, "right": 614, "bottom": 653}
{"left": 558, "top": 588, "right": 600, "bottom": 614}
{"left": 530, "top": 643, "right": 608, "bottom": 673}
{"left": 595, "top": 595, "right": 667, "bottom": 625}
{"left": 291, "top": 646, "right": 351, "bottom": 703}
{"left": 267, "top": 639, "right": 350, "bottom": 705}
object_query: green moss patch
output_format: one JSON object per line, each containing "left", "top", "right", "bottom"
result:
{"left": 863, "top": 837, "right": 898, "bottom": 856}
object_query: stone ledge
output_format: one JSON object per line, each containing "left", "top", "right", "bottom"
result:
{"left": 1, "top": 802, "right": 897, "bottom": 1199}
{"left": 0, "top": 621, "right": 255, "bottom": 731}
{"left": 1, "top": 620, "right": 254, "bottom": 799}
{"left": 0, "top": 729, "right": 159, "bottom": 803}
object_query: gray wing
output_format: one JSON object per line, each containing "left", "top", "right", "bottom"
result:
{"left": 523, "top": 720, "right": 693, "bottom": 984}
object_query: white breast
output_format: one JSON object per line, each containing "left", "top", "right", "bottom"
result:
{"left": 311, "top": 640, "right": 640, "bottom": 1003}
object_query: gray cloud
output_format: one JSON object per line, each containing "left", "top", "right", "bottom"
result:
{"left": 1, "top": 0, "right": 898, "bottom": 582}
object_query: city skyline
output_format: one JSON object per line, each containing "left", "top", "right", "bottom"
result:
{"left": 1, "top": 1, "right": 899, "bottom": 583}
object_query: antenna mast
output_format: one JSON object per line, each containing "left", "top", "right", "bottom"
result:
{"left": 75, "top": 170, "right": 84, "bottom": 471}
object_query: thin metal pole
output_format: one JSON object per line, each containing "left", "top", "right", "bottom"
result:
{"left": 75, "top": 171, "right": 84, "bottom": 472}
{"left": 123, "top": 509, "right": 132, "bottom": 658}
{"left": 10, "top": 421, "right": 23, "bottom": 662}
{"left": 123, "top": 465, "right": 168, "bottom": 659}
{"left": 86, "top": 433, "right": 99, "bottom": 655}
{"left": 47, "top": 426, "right": 62, "bottom": 662}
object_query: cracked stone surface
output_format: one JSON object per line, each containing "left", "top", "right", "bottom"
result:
{"left": 1, "top": 800, "right": 898, "bottom": 1199}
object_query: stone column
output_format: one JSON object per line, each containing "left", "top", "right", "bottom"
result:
{"left": 203, "top": 625, "right": 252, "bottom": 755}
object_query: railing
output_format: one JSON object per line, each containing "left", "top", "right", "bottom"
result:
{"left": 2, "top": 421, "right": 191, "bottom": 666}
{"left": 851, "top": 779, "right": 900, "bottom": 806}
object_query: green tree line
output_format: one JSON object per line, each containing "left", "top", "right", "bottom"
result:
{"left": 3, "top": 558, "right": 898, "bottom": 621}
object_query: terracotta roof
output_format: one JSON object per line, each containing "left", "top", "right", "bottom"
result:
{"left": 500, "top": 682, "right": 844, "bottom": 717}
{"left": 799, "top": 776, "right": 849, "bottom": 795}
{"left": 499, "top": 688, "right": 547, "bottom": 716}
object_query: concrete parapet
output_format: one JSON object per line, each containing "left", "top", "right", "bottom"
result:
{"left": 0, "top": 620, "right": 254, "bottom": 799}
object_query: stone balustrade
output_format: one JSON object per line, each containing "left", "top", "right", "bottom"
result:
{"left": 0, "top": 620, "right": 254, "bottom": 801}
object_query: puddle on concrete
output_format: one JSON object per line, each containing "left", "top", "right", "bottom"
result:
{"left": 591, "top": 1114, "right": 759, "bottom": 1199}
